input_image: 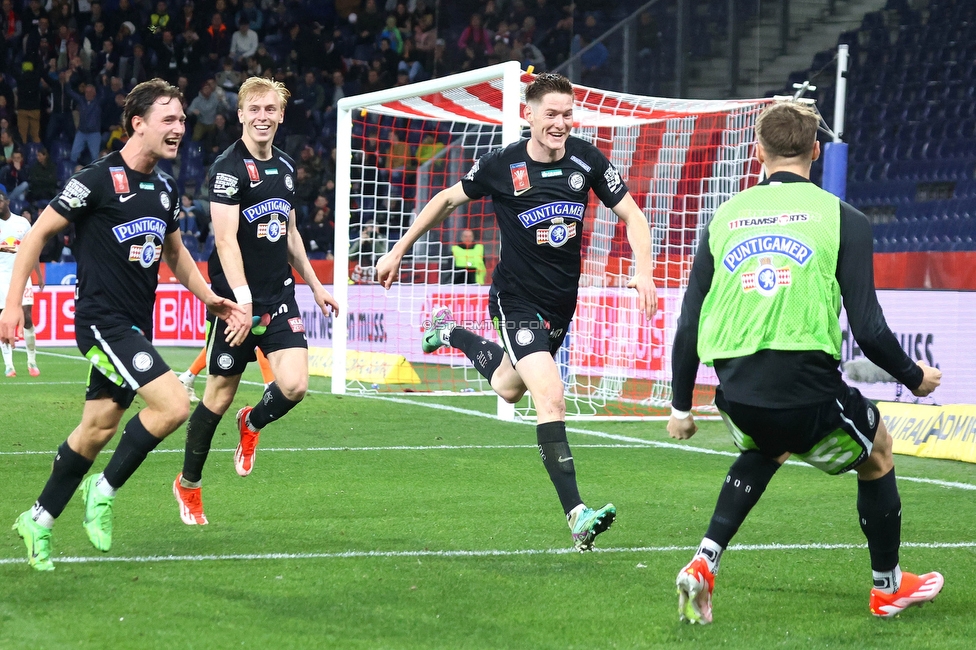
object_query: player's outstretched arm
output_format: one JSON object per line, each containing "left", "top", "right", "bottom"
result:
{"left": 613, "top": 192, "right": 657, "bottom": 319}
{"left": 162, "top": 230, "right": 248, "bottom": 343}
{"left": 210, "top": 201, "right": 253, "bottom": 346}
{"left": 375, "top": 182, "right": 472, "bottom": 289}
{"left": 0, "top": 206, "right": 67, "bottom": 345}
{"left": 286, "top": 208, "right": 340, "bottom": 317}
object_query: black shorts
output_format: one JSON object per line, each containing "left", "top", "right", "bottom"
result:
{"left": 715, "top": 384, "right": 881, "bottom": 475}
{"left": 206, "top": 295, "right": 307, "bottom": 377}
{"left": 76, "top": 322, "right": 171, "bottom": 408}
{"left": 487, "top": 289, "right": 570, "bottom": 363}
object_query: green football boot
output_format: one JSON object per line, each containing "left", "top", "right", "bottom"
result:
{"left": 421, "top": 306, "right": 454, "bottom": 353}
{"left": 569, "top": 503, "right": 616, "bottom": 552}
{"left": 12, "top": 511, "right": 55, "bottom": 572}
{"left": 81, "top": 474, "right": 114, "bottom": 552}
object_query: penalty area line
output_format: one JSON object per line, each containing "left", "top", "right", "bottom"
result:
{"left": 1, "top": 541, "right": 973, "bottom": 566}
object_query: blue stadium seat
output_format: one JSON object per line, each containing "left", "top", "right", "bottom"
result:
{"left": 9, "top": 199, "right": 27, "bottom": 215}
{"left": 57, "top": 159, "right": 75, "bottom": 184}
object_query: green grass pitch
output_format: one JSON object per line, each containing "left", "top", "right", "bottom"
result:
{"left": 1, "top": 347, "right": 974, "bottom": 649}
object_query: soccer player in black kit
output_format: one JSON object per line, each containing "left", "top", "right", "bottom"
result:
{"left": 376, "top": 73, "right": 658, "bottom": 551}
{"left": 172, "top": 77, "right": 339, "bottom": 526}
{"left": 0, "top": 79, "right": 248, "bottom": 571}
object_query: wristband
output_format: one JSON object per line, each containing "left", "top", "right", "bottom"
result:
{"left": 232, "top": 286, "right": 252, "bottom": 305}
{"left": 671, "top": 407, "right": 691, "bottom": 420}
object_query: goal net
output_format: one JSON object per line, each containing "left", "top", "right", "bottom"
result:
{"left": 332, "top": 61, "right": 771, "bottom": 419}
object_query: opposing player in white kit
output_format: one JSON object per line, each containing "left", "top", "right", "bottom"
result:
{"left": 0, "top": 186, "right": 43, "bottom": 377}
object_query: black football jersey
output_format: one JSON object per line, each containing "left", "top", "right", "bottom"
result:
{"left": 208, "top": 140, "right": 297, "bottom": 309}
{"left": 460, "top": 137, "right": 627, "bottom": 318}
{"left": 51, "top": 151, "right": 179, "bottom": 333}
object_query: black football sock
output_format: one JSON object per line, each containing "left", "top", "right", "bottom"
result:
{"left": 181, "top": 403, "right": 223, "bottom": 483}
{"left": 858, "top": 468, "right": 902, "bottom": 585}
{"left": 248, "top": 382, "right": 301, "bottom": 430}
{"left": 537, "top": 421, "right": 583, "bottom": 514}
{"left": 101, "top": 413, "right": 163, "bottom": 490}
{"left": 704, "top": 450, "right": 780, "bottom": 547}
{"left": 36, "top": 441, "right": 95, "bottom": 519}
{"left": 447, "top": 327, "right": 504, "bottom": 382}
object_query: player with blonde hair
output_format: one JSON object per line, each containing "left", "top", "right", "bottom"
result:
{"left": 172, "top": 76, "right": 339, "bottom": 526}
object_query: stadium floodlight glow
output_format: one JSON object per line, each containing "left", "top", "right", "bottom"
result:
{"left": 333, "top": 61, "right": 772, "bottom": 420}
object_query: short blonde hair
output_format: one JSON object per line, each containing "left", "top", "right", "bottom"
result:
{"left": 238, "top": 76, "right": 290, "bottom": 111}
{"left": 755, "top": 102, "right": 819, "bottom": 159}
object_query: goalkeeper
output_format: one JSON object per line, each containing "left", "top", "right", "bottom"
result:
{"left": 376, "top": 72, "right": 657, "bottom": 552}
{"left": 667, "top": 101, "right": 943, "bottom": 625}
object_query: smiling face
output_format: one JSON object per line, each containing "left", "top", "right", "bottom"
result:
{"left": 238, "top": 88, "right": 284, "bottom": 148}
{"left": 136, "top": 96, "right": 186, "bottom": 160}
{"left": 524, "top": 91, "right": 574, "bottom": 160}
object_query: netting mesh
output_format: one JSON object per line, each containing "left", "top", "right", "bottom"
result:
{"left": 339, "top": 70, "right": 771, "bottom": 417}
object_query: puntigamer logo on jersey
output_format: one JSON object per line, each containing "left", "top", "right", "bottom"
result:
{"left": 113, "top": 217, "right": 167, "bottom": 268}
{"left": 243, "top": 198, "right": 292, "bottom": 224}
{"left": 517, "top": 201, "right": 585, "bottom": 228}
{"left": 722, "top": 235, "right": 813, "bottom": 273}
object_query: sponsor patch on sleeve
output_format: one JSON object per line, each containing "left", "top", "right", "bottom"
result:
{"left": 213, "top": 172, "right": 239, "bottom": 198}
{"left": 57, "top": 178, "right": 91, "bottom": 209}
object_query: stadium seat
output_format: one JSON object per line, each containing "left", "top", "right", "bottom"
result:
{"left": 57, "top": 159, "right": 75, "bottom": 184}
{"left": 9, "top": 199, "right": 27, "bottom": 215}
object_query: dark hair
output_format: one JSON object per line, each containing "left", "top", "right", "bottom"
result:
{"left": 524, "top": 72, "right": 574, "bottom": 105}
{"left": 755, "top": 102, "right": 819, "bottom": 159}
{"left": 123, "top": 78, "right": 184, "bottom": 137}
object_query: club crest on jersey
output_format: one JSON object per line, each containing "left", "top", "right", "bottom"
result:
{"left": 243, "top": 198, "right": 292, "bottom": 224}
{"left": 159, "top": 192, "right": 171, "bottom": 210}
{"left": 536, "top": 219, "right": 577, "bottom": 247}
{"left": 257, "top": 215, "right": 285, "bottom": 242}
{"left": 723, "top": 235, "right": 812, "bottom": 272}
{"left": 518, "top": 201, "right": 585, "bottom": 228}
{"left": 110, "top": 167, "right": 130, "bottom": 194}
{"left": 284, "top": 174, "right": 294, "bottom": 191}
{"left": 510, "top": 162, "right": 530, "bottom": 193}
{"left": 741, "top": 257, "right": 791, "bottom": 295}
{"left": 244, "top": 159, "right": 261, "bottom": 181}
{"left": 129, "top": 235, "right": 162, "bottom": 268}
{"left": 113, "top": 216, "right": 168, "bottom": 242}
{"left": 568, "top": 172, "right": 585, "bottom": 191}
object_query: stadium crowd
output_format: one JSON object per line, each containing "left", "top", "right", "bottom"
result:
{"left": 0, "top": 0, "right": 613, "bottom": 262}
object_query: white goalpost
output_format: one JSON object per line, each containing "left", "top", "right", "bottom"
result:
{"left": 332, "top": 61, "right": 771, "bottom": 420}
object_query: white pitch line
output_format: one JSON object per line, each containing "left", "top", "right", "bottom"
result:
{"left": 1, "top": 541, "right": 972, "bottom": 567}
{"left": 6, "top": 372, "right": 976, "bottom": 492}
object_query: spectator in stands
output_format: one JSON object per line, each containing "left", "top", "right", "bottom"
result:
{"left": 0, "top": 96, "right": 13, "bottom": 134}
{"left": 111, "top": 0, "right": 140, "bottom": 38}
{"left": 382, "top": 129, "right": 416, "bottom": 188}
{"left": 529, "top": 0, "right": 561, "bottom": 35}
{"left": 355, "top": 0, "right": 385, "bottom": 58}
{"left": 178, "top": 193, "right": 202, "bottom": 237}
{"left": 203, "top": 11, "right": 231, "bottom": 68}
{"left": 316, "top": 30, "right": 345, "bottom": 76}
{"left": 66, "top": 82, "right": 101, "bottom": 164}
{"left": 15, "top": 60, "right": 43, "bottom": 144}
{"left": 430, "top": 37, "right": 452, "bottom": 78}
{"left": 458, "top": 13, "right": 493, "bottom": 61}
{"left": 293, "top": 166, "right": 319, "bottom": 222}
{"left": 179, "top": 2, "right": 201, "bottom": 36}
{"left": 26, "top": 146, "right": 57, "bottom": 203}
{"left": 94, "top": 37, "right": 119, "bottom": 78}
{"left": 349, "top": 221, "right": 386, "bottom": 267}
{"left": 378, "top": 15, "right": 404, "bottom": 55}
{"left": 504, "top": 0, "right": 529, "bottom": 32}
{"left": 361, "top": 67, "right": 388, "bottom": 94}
{"left": 413, "top": 11, "right": 436, "bottom": 71}
{"left": 539, "top": 16, "right": 573, "bottom": 72}
{"left": 188, "top": 79, "right": 226, "bottom": 141}
{"left": 302, "top": 206, "right": 335, "bottom": 259}
{"left": 296, "top": 71, "right": 326, "bottom": 133}
{"left": 0, "top": 149, "right": 28, "bottom": 202}
{"left": 229, "top": 17, "right": 258, "bottom": 62}
{"left": 376, "top": 36, "right": 401, "bottom": 80}
{"left": 128, "top": 42, "right": 150, "bottom": 86}
{"left": 236, "top": 0, "right": 264, "bottom": 36}
{"left": 2, "top": 0, "right": 23, "bottom": 56}
{"left": 415, "top": 133, "right": 445, "bottom": 172}
{"left": 204, "top": 111, "right": 239, "bottom": 165}
{"left": 399, "top": 37, "right": 426, "bottom": 82}
{"left": 0, "top": 129, "right": 15, "bottom": 167}
{"left": 452, "top": 228, "right": 486, "bottom": 285}
{"left": 154, "top": 29, "right": 181, "bottom": 84}
{"left": 578, "top": 34, "right": 609, "bottom": 87}
{"left": 149, "top": 1, "right": 173, "bottom": 39}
